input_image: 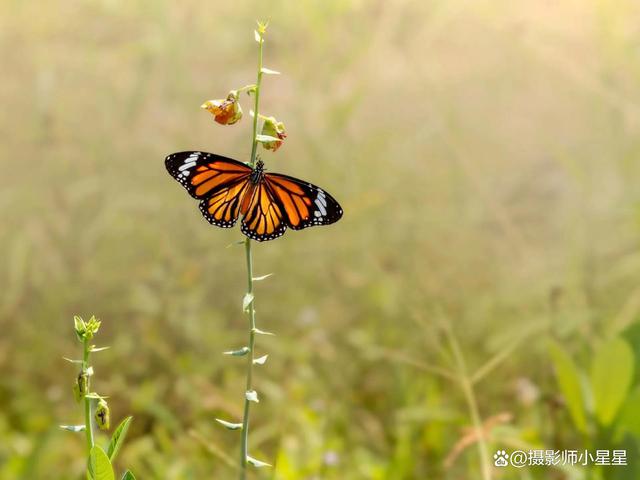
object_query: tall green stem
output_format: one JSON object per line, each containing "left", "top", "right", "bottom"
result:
{"left": 239, "top": 33, "right": 263, "bottom": 480}
{"left": 82, "top": 338, "right": 94, "bottom": 452}
{"left": 446, "top": 327, "right": 492, "bottom": 480}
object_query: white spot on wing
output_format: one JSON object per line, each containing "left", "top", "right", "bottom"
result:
{"left": 179, "top": 161, "right": 196, "bottom": 171}
{"left": 314, "top": 199, "right": 327, "bottom": 216}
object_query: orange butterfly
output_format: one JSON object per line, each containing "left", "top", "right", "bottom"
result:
{"left": 165, "top": 151, "right": 343, "bottom": 241}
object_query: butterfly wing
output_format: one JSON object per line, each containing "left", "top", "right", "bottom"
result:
{"left": 165, "top": 151, "right": 252, "bottom": 228}
{"left": 264, "top": 173, "right": 343, "bottom": 230}
{"left": 240, "top": 181, "right": 288, "bottom": 241}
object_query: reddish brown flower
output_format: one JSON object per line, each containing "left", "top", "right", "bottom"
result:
{"left": 201, "top": 91, "right": 243, "bottom": 125}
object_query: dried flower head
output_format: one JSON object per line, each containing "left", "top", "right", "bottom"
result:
{"left": 201, "top": 91, "right": 243, "bottom": 125}
{"left": 260, "top": 116, "right": 287, "bottom": 152}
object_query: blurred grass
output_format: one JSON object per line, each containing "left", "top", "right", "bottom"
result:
{"left": 2, "top": 0, "right": 640, "bottom": 478}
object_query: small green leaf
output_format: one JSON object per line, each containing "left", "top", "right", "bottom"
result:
{"left": 253, "top": 355, "right": 268, "bottom": 365}
{"left": 74, "top": 315, "right": 86, "bottom": 340}
{"left": 223, "top": 347, "right": 250, "bottom": 356}
{"left": 60, "top": 424, "right": 86, "bottom": 432}
{"left": 247, "top": 455, "right": 271, "bottom": 468}
{"left": 261, "top": 67, "right": 280, "bottom": 75}
{"left": 256, "top": 134, "right": 280, "bottom": 143}
{"left": 121, "top": 471, "right": 136, "bottom": 480}
{"left": 591, "top": 337, "right": 634, "bottom": 426}
{"left": 245, "top": 390, "right": 259, "bottom": 403}
{"left": 253, "top": 328, "right": 275, "bottom": 336}
{"left": 90, "top": 346, "right": 110, "bottom": 353}
{"left": 215, "top": 418, "right": 243, "bottom": 430}
{"left": 107, "top": 416, "right": 133, "bottom": 462}
{"left": 63, "top": 357, "right": 83, "bottom": 364}
{"left": 243, "top": 293, "right": 254, "bottom": 312}
{"left": 85, "top": 392, "right": 108, "bottom": 400}
{"left": 88, "top": 445, "right": 115, "bottom": 480}
{"left": 548, "top": 341, "right": 588, "bottom": 433}
{"left": 253, "top": 273, "right": 273, "bottom": 282}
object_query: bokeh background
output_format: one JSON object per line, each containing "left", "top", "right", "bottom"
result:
{"left": 2, "top": 0, "right": 640, "bottom": 478}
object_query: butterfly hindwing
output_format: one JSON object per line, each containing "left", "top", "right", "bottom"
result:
{"left": 264, "top": 173, "right": 343, "bottom": 230}
{"left": 240, "top": 182, "right": 288, "bottom": 241}
{"left": 199, "top": 177, "right": 252, "bottom": 228}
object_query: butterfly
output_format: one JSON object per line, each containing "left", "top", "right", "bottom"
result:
{"left": 165, "top": 151, "right": 343, "bottom": 242}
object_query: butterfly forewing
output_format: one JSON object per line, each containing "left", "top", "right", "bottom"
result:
{"left": 165, "top": 151, "right": 251, "bottom": 200}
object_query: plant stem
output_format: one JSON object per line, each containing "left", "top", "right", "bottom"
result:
{"left": 82, "top": 338, "right": 94, "bottom": 452}
{"left": 239, "top": 32, "right": 264, "bottom": 480}
{"left": 445, "top": 325, "right": 492, "bottom": 480}
{"left": 249, "top": 37, "right": 263, "bottom": 168}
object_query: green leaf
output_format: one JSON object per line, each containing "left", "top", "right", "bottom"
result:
{"left": 253, "top": 328, "right": 275, "bottom": 336}
{"left": 247, "top": 455, "right": 271, "bottom": 468}
{"left": 215, "top": 418, "right": 243, "bottom": 430}
{"left": 90, "top": 346, "right": 110, "bottom": 353}
{"left": 261, "top": 67, "right": 280, "bottom": 75}
{"left": 225, "top": 240, "right": 245, "bottom": 249}
{"left": 121, "top": 471, "right": 136, "bottom": 480}
{"left": 245, "top": 390, "right": 259, "bottom": 403}
{"left": 107, "top": 416, "right": 133, "bottom": 462}
{"left": 223, "top": 347, "right": 250, "bottom": 356}
{"left": 60, "top": 424, "right": 86, "bottom": 432}
{"left": 253, "top": 273, "right": 273, "bottom": 282}
{"left": 591, "top": 337, "right": 634, "bottom": 426}
{"left": 74, "top": 315, "right": 86, "bottom": 340}
{"left": 256, "top": 134, "right": 280, "bottom": 143}
{"left": 85, "top": 392, "right": 107, "bottom": 399}
{"left": 242, "top": 293, "right": 254, "bottom": 312}
{"left": 253, "top": 355, "right": 268, "bottom": 365}
{"left": 63, "top": 357, "right": 83, "bottom": 364}
{"left": 615, "top": 386, "right": 640, "bottom": 439}
{"left": 548, "top": 341, "right": 588, "bottom": 433}
{"left": 88, "top": 446, "right": 115, "bottom": 480}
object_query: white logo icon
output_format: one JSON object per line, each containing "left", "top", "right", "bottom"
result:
{"left": 493, "top": 450, "right": 509, "bottom": 467}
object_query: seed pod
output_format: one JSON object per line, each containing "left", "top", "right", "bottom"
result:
{"left": 95, "top": 399, "right": 110, "bottom": 430}
{"left": 75, "top": 372, "right": 89, "bottom": 401}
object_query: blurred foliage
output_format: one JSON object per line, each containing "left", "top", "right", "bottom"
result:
{"left": 2, "top": 0, "right": 640, "bottom": 478}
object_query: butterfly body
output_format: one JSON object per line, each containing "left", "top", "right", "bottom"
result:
{"left": 165, "top": 151, "right": 343, "bottom": 242}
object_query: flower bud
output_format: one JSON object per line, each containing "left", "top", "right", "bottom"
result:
{"left": 201, "top": 91, "right": 243, "bottom": 125}
{"left": 260, "top": 116, "right": 287, "bottom": 152}
{"left": 95, "top": 399, "right": 110, "bottom": 430}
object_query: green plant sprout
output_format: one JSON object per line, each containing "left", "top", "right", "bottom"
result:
{"left": 61, "top": 315, "right": 136, "bottom": 480}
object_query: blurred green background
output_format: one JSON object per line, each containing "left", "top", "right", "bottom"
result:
{"left": 2, "top": 0, "right": 640, "bottom": 478}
